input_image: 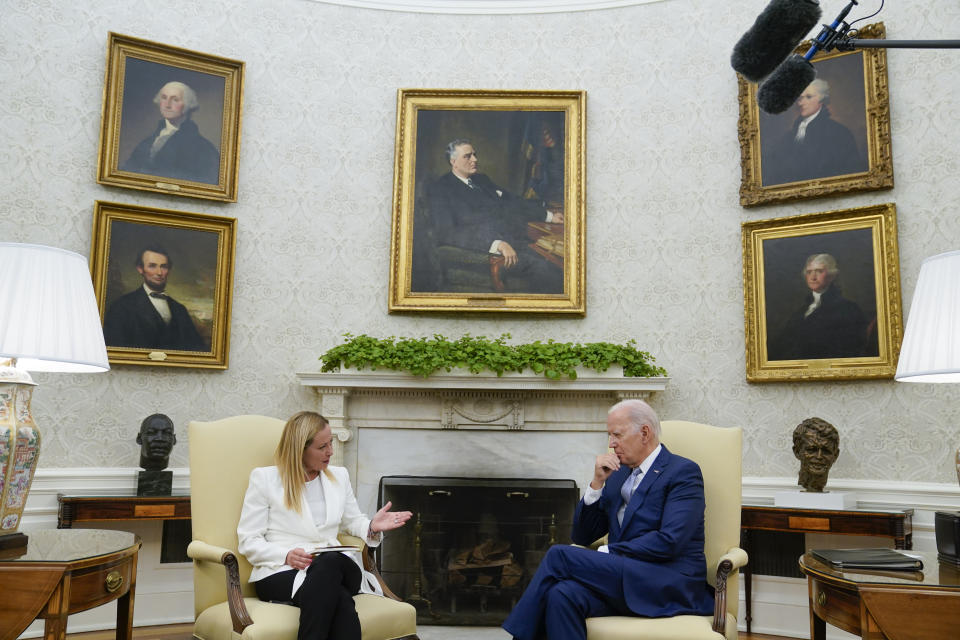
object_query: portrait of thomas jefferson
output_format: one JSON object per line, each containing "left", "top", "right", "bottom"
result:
{"left": 117, "top": 58, "right": 225, "bottom": 185}
{"left": 763, "top": 230, "right": 879, "bottom": 362}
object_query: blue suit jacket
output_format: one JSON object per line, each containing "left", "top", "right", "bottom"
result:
{"left": 571, "top": 445, "right": 715, "bottom": 617}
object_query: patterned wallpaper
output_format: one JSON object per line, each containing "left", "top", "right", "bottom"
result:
{"left": 2, "top": 0, "right": 959, "bottom": 484}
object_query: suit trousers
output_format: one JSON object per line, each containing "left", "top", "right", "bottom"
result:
{"left": 254, "top": 552, "right": 362, "bottom": 640}
{"left": 502, "top": 545, "right": 632, "bottom": 640}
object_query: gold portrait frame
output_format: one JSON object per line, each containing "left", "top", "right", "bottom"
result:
{"left": 97, "top": 33, "right": 244, "bottom": 202}
{"left": 388, "top": 88, "right": 586, "bottom": 314}
{"left": 742, "top": 203, "right": 902, "bottom": 382}
{"left": 90, "top": 201, "right": 237, "bottom": 369}
{"left": 737, "top": 23, "right": 893, "bottom": 207}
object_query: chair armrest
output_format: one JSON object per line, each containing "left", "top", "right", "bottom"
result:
{"left": 338, "top": 534, "right": 404, "bottom": 602}
{"left": 712, "top": 546, "right": 748, "bottom": 636}
{"left": 187, "top": 540, "right": 254, "bottom": 634}
{"left": 718, "top": 547, "right": 748, "bottom": 572}
{"left": 187, "top": 540, "right": 234, "bottom": 563}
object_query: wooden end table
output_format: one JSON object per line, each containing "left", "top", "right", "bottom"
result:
{"left": 741, "top": 504, "right": 912, "bottom": 633}
{"left": 799, "top": 550, "right": 960, "bottom": 639}
{"left": 0, "top": 528, "right": 141, "bottom": 640}
{"left": 57, "top": 493, "right": 191, "bottom": 528}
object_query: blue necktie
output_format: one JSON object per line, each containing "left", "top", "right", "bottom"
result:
{"left": 620, "top": 467, "right": 643, "bottom": 505}
{"left": 617, "top": 467, "right": 643, "bottom": 525}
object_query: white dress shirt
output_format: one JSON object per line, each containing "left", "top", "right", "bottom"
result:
{"left": 795, "top": 108, "right": 822, "bottom": 142}
{"left": 144, "top": 284, "right": 172, "bottom": 324}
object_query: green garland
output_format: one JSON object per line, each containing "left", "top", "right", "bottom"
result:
{"left": 319, "top": 333, "right": 667, "bottom": 380}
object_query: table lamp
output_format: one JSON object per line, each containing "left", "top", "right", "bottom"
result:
{"left": 0, "top": 243, "right": 109, "bottom": 552}
{"left": 894, "top": 249, "right": 960, "bottom": 564}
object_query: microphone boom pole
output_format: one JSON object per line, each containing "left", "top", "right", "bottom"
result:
{"left": 755, "top": 0, "right": 960, "bottom": 113}
{"left": 836, "top": 38, "right": 960, "bottom": 50}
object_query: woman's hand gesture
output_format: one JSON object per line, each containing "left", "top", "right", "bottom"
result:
{"left": 369, "top": 500, "right": 412, "bottom": 533}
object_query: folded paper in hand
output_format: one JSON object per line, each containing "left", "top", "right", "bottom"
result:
{"left": 811, "top": 548, "right": 923, "bottom": 570}
{"left": 310, "top": 544, "right": 361, "bottom": 555}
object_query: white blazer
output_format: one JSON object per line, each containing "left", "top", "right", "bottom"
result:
{"left": 237, "top": 465, "right": 383, "bottom": 597}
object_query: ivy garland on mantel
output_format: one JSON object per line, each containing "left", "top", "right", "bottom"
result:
{"left": 319, "top": 333, "right": 667, "bottom": 380}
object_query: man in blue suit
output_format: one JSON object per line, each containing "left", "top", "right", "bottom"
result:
{"left": 502, "top": 399, "right": 714, "bottom": 640}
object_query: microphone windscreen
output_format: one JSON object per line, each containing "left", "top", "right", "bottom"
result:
{"left": 757, "top": 55, "right": 817, "bottom": 114}
{"left": 731, "top": 0, "right": 822, "bottom": 83}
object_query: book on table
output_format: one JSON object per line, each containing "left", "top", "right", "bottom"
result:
{"left": 309, "top": 544, "right": 361, "bottom": 555}
{"left": 811, "top": 548, "right": 923, "bottom": 570}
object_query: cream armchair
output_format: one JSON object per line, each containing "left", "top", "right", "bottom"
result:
{"left": 585, "top": 420, "right": 747, "bottom": 640}
{"left": 187, "top": 415, "right": 418, "bottom": 640}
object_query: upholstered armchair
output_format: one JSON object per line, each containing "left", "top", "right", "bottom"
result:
{"left": 187, "top": 415, "right": 418, "bottom": 640}
{"left": 410, "top": 197, "right": 518, "bottom": 293}
{"left": 585, "top": 420, "right": 746, "bottom": 640}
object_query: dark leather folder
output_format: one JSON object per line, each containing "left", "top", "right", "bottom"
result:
{"left": 812, "top": 548, "right": 923, "bottom": 570}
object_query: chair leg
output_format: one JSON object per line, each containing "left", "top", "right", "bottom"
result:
{"left": 489, "top": 255, "right": 506, "bottom": 291}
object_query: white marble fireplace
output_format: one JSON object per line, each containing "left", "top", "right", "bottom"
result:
{"left": 297, "top": 369, "right": 668, "bottom": 513}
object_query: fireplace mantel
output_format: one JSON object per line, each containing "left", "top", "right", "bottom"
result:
{"left": 297, "top": 369, "right": 669, "bottom": 393}
{"left": 296, "top": 369, "right": 668, "bottom": 470}
{"left": 295, "top": 369, "right": 669, "bottom": 512}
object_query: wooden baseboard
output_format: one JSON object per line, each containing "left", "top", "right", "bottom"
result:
{"left": 66, "top": 623, "right": 193, "bottom": 639}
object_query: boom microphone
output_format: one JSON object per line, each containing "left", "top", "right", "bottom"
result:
{"left": 757, "top": 0, "right": 860, "bottom": 113}
{"left": 757, "top": 55, "right": 816, "bottom": 113}
{"left": 731, "top": 0, "right": 822, "bottom": 83}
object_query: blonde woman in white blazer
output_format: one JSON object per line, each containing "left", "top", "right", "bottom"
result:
{"left": 237, "top": 411, "right": 412, "bottom": 640}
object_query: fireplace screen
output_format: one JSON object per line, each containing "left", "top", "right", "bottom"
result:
{"left": 378, "top": 475, "right": 578, "bottom": 625}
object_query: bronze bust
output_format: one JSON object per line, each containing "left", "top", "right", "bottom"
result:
{"left": 792, "top": 417, "right": 839, "bottom": 492}
{"left": 136, "top": 413, "right": 176, "bottom": 495}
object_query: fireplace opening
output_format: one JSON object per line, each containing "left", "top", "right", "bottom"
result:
{"left": 377, "top": 475, "right": 578, "bottom": 626}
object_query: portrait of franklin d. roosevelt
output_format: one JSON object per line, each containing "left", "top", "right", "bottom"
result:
{"left": 410, "top": 109, "right": 567, "bottom": 296}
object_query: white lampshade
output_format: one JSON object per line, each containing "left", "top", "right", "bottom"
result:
{"left": 895, "top": 249, "right": 960, "bottom": 383}
{"left": 0, "top": 243, "right": 109, "bottom": 373}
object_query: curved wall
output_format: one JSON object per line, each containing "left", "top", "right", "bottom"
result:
{"left": 2, "top": 0, "right": 959, "bottom": 486}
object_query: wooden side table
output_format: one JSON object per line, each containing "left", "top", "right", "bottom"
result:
{"left": 58, "top": 494, "right": 191, "bottom": 528}
{"left": 800, "top": 550, "right": 960, "bottom": 639}
{"left": 0, "top": 528, "right": 140, "bottom": 640}
{"left": 740, "top": 504, "right": 913, "bottom": 633}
